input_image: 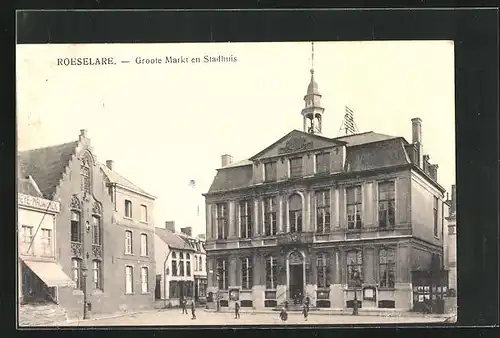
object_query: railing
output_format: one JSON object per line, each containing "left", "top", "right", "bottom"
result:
{"left": 276, "top": 232, "right": 314, "bottom": 245}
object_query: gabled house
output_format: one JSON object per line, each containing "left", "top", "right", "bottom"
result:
{"left": 18, "top": 130, "right": 156, "bottom": 319}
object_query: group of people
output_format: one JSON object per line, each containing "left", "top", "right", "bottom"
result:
{"left": 180, "top": 297, "right": 310, "bottom": 322}
{"left": 279, "top": 299, "right": 310, "bottom": 322}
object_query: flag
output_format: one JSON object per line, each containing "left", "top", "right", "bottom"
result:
{"left": 188, "top": 179, "right": 196, "bottom": 188}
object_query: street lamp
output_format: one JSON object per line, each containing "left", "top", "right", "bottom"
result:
{"left": 216, "top": 275, "right": 220, "bottom": 312}
{"left": 81, "top": 261, "right": 89, "bottom": 320}
{"left": 352, "top": 270, "right": 362, "bottom": 316}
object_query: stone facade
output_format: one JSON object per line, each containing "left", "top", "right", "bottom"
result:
{"left": 203, "top": 70, "right": 447, "bottom": 312}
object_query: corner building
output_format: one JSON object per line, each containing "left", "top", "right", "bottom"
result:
{"left": 19, "top": 131, "right": 156, "bottom": 318}
{"left": 203, "top": 68, "right": 447, "bottom": 312}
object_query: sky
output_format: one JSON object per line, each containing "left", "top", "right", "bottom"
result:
{"left": 16, "top": 41, "right": 456, "bottom": 237}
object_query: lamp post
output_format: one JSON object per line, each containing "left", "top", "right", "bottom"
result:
{"left": 81, "top": 261, "right": 88, "bottom": 320}
{"left": 216, "top": 275, "right": 220, "bottom": 312}
{"left": 352, "top": 271, "right": 361, "bottom": 316}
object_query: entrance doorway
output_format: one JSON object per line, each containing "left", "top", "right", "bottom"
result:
{"left": 288, "top": 250, "right": 305, "bottom": 304}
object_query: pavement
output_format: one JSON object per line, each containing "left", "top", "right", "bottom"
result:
{"left": 53, "top": 308, "right": 453, "bottom": 327}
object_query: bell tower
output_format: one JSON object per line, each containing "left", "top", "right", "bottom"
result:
{"left": 301, "top": 42, "right": 325, "bottom": 134}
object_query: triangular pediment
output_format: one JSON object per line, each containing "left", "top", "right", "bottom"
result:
{"left": 250, "top": 130, "right": 346, "bottom": 161}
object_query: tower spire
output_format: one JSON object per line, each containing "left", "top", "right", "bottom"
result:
{"left": 301, "top": 42, "right": 325, "bottom": 134}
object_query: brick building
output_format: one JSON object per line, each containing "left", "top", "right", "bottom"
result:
{"left": 19, "top": 130, "right": 156, "bottom": 318}
{"left": 154, "top": 222, "right": 207, "bottom": 307}
{"left": 203, "top": 67, "right": 448, "bottom": 312}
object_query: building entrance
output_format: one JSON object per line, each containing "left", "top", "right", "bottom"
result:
{"left": 288, "top": 250, "right": 305, "bottom": 304}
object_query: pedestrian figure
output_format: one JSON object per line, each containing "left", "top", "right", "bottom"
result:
{"left": 181, "top": 298, "right": 188, "bottom": 314}
{"left": 191, "top": 300, "right": 196, "bottom": 319}
{"left": 302, "top": 304, "right": 308, "bottom": 321}
{"left": 234, "top": 301, "right": 240, "bottom": 319}
{"left": 279, "top": 306, "right": 288, "bottom": 322}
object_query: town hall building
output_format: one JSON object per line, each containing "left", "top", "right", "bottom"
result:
{"left": 203, "top": 61, "right": 448, "bottom": 312}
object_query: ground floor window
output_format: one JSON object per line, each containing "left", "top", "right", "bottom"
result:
{"left": 169, "top": 280, "right": 194, "bottom": 299}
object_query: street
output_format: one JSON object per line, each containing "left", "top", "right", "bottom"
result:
{"left": 57, "top": 309, "right": 449, "bottom": 327}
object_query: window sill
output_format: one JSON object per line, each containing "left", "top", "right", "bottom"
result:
{"left": 125, "top": 293, "right": 135, "bottom": 296}
{"left": 140, "top": 254, "right": 150, "bottom": 258}
{"left": 91, "top": 289, "right": 104, "bottom": 295}
{"left": 124, "top": 253, "right": 134, "bottom": 256}
{"left": 139, "top": 221, "right": 148, "bottom": 225}
{"left": 73, "top": 289, "right": 84, "bottom": 296}
{"left": 141, "top": 292, "right": 151, "bottom": 295}
{"left": 378, "top": 287, "right": 396, "bottom": 291}
{"left": 241, "top": 289, "right": 253, "bottom": 292}
{"left": 123, "top": 216, "right": 133, "bottom": 221}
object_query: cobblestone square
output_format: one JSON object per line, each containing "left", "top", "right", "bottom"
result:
{"left": 56, "top": 309, "right": 449, "bottom": 327}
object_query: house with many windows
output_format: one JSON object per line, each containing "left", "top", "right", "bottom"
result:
{"left": 19, "top": 130, "right": 156, "bottom": 319}
{"left": 203, "top": 66, "right": 448, "bottom": 312}
{"left": 154, "top": 222, "right": 207, "bottom": 307}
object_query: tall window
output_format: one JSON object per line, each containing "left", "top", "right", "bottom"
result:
{"left": 71, "top": 258, "right": 82, "bottom": 290}
{"left": 239, "top": 200, "right": 252, "bottom": 238}
{"left": 41, "top": 229, "right": 52, "bottom": 256}
{"left": 241, "top": 257, "right": 253, "bottom": 290}
{"left": 179, "top": 252, "right": 185, "bottom": 276}
{"left": 140, "top": 234, "right": 148, "bottom": 256}
{"left": 264, "top": 196, "right": 277, "bottom": 236}
{"left": 315, "top": 190, "right": 331, "bottom": 233}
{"left": 140, "top": 205, "right": 148, "bottom": 222}
{"left": 125, "top": 266, "right": 133, "bottom": 294}
{"left": 378, "top": 182, "right": 395, "bottom": 228}
{"left": 265, "top": 256, "right": 278, "bottom": 289}
{"left": 347, "top": 250, "right": 363, "bottom": 287}
{"left": 289, "top": 194, "right": 302, "bottom": 233}
{"left": 186, "top": 253, "right": 191, "bottom": 276}
{"left": 379, "top": 248, "right": 396, "bottom": 288}
{"left": 171, "top": 252, "right": 178, "bottom": 276}
{"left": 141, "top": 267, "right": 149, "bottom": 293}
{"left": 264, "top": 161, "right": 277, "bottom": 182}
{"left": 92, "top": 260, "right": 102, "bottom": 290}
{"left": 21, "top": 225, "right": 34, "bottom": 254}
{"left": 289, "top": 157, "right": 303, "bottom": 178}
{"left": 433, "top": 196, "right": 439, "bottom": 237}
{"left": 315, "top": 153, "right": 330, "bottom": 174}
{"left": 216, "top": 203, "right": 228, "bottom": 240}
{"left": 70, "top": 211, "right": 81, "bottom": 242}
{"left": 125, "top": 200, "right": 132, "bottom": 218}
{"left": 125, "top": 230, "right": 133, "bottom": 254}
{"left": 316, "top": 252, "right": 330, "bottom": 288}
{"left": 92, "top": 216, "right": 101, "bottom": 245}
{"left": 80, "top": 155, "right": 91, "bottom": 194}
{"left": 346, "top": 186, "right": 362, "bottom": 229}
{"left": 199, "top": 256, "right": 203, "bottom": 272}
{"left": 217, "top": 259, "right": 228, "bottom": 290}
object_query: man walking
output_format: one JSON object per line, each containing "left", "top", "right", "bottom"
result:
{"left": 181, "top": 298, "right": 188, "bottom": 314}
{"left": 302, "top": 303, "right": 309, "bottom": 321}
{"left": 191, "top": 300, "right": 197, "bottom": 320}
{"left": 234, "top": 301, "right": 240, "bottom": 319}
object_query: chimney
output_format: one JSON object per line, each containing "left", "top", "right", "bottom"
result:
{"left": 165, "top": 221, "right": 175, "bottom": 232}
{"left": 79, "top": 129, "right": 87, "bottom": 141}
{"left": 411, "top": 118, "right": 423, "bottom": 167}
{"left": 181, "top": 227, "right": 192, "bottom": 237}
{"left": 221, "top": 154, "right": 233, "bottom": 167}
{"left": 450, "top": 184, "right": 456, "bottom": 214}
{"left": 106, "top": 160, "right": 114, "bottom": 171}
{"left": 423, "top": 154, "right": 430, "bottom": 173}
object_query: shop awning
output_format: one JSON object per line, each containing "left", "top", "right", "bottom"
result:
{"left": 22, "top": 259, "right": 76, "bottom": 288}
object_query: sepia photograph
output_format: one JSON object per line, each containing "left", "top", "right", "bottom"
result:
{"left": 16, "top": 39, "right": 457, "bottom": 327}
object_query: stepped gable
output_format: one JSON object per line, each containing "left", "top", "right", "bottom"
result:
{"left": 19, "top": 141, "right": 79, "bottom": 199}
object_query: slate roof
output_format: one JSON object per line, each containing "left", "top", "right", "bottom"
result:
{"left": 99, "top": 164, "right": 155, "bottom": 199}
{"left": 19, "top": 141, "right": 79, "bottom": 199}
{"left": 207, "top": 130, "right": 411, "bottom": 194}
{"left": 345, "top": 137, "right": 410, "bottom": 172}
{"left": 155, "top": 227, "right": 196, "bottom": 251}
{"left": 208, "top": 164, "right": 253, "bottom": 193}
{"left": 17, "top": 177, "right": 43, "bottom": 198}
{"left": 335, "top": 131, "right": 396, "bottom": 147}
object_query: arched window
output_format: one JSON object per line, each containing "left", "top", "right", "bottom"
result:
{"left": 179, "top": 252, "right": 185, "bottom": 276}
{"left": 80, "top": 153, "right": 92, "bottom": 194}
{"left": 171, "top": 252, "right": 178, "bottom": 276}
{"left": 289, "top": 194, "right": 303, "bottom": 233}
{"left": 70, "top": 196, "right": 82, "bottom": 244}
{"left": 186, "top": 253, "right": 191, "bottom": 276}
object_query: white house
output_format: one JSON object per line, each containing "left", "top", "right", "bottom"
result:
{"left": 18, "top": 175, "right": 75, "bottom": 305}
{"left": 154, "top": 222, "right": 207, "bottom": 307}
